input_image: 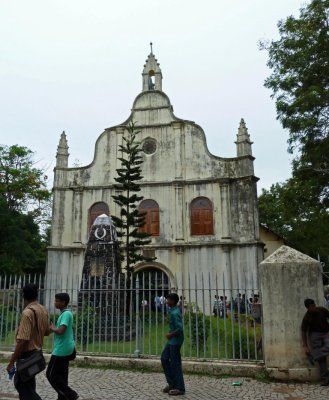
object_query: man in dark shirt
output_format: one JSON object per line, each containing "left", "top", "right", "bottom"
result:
{"left": 301, "top": 298, "right": 329, "bottom": 385}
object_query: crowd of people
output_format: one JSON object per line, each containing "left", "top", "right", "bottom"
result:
{"left": 212, "top": 293, "right": 260, "bottom": 321}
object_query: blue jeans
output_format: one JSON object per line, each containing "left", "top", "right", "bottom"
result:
{"left": 161, "top": 343, "right": 185, "bottom": 392}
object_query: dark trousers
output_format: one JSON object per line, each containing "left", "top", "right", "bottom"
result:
{"left": 14, "top": 373, "right": 41, "bottom": 400}
{"left": 46, "top": 355, "right": 78, "bottom": 400}
{"left": 161, "top": 343, "right": 185, "bottom": 392}
{"left": 318, "top": 357, "right": 329, "bottom": 380}
{"left": 310, "top": 331, "right": 329, "bottom": 380}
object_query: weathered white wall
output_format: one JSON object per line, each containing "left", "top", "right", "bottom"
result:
{"left": 260, "top": 245, "right": 323, "bottom": 381}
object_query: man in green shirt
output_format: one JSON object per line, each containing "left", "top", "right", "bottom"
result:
{"left": 161, "top": 293, "right": 185, "bottom": 396}
{"left": 46, "top": 293, "right": 78, "bottom": 400}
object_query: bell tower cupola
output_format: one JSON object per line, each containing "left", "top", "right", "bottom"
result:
{"left": 142, "top": 42, "right": 163, "bottom": 92}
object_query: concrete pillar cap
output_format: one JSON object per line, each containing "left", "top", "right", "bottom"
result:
{"left": 261, "top": 245, "right": 318, "bottom": 264}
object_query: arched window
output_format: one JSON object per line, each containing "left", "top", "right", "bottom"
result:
{"left": 89, "top": 202, "right": 109, "bottom": 230}
{"left": 190, "top": 197, "right": 214, "bottom": 235}
{"left": 148, "top": 70, "right": 155, "bottom": 90}
{"left": 139, "top": 199, "right": 160, "bottom": 236}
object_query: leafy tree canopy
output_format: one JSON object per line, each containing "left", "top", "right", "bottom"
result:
{"left": 0, "top": 145, "right": 51, "bottom": 274}
{"left": 259, "top": 0, "right": 329, "bottom": 262}
{"left": 0, "top": 144, "right": 51, "bottom": 217}
{"left": 0, "top": 195, "right": 48, "bottom": 274}
{"left": 260, "top": 0, "right": 329, "bottom": 153}
{"left": 258, "top": 174, "right": 329, "bottom": 261}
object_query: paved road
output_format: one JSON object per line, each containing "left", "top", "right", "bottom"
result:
{"left": 0, "top": 366, "right": 328, "bottom": 400}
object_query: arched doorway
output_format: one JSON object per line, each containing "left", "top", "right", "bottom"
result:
{"left": 133, "top": 266, "right": 170, "bottom": 311}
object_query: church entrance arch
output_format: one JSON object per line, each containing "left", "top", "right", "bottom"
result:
{"left": 133, "top": 263, "right": 172, "bottom": 311}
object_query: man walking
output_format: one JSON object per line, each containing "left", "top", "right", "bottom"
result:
{"left": 301, "top": 298, "right": 329, "bottom": 385}
{"left": 47, "top": 293, "right": 78, "bottom": 400}
{"left": 6, "top": 283, "right": 49, "bottom": 400}
{"left": 161, "top": 293, "right": 185, "bottom": 396}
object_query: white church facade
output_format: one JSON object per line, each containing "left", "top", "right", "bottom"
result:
{"left": 46, "top": 50, "right": 263, "bottom": 293}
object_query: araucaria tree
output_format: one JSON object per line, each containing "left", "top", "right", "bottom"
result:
{"left": 112, "top": 123, "right": 155, "bottom": 287}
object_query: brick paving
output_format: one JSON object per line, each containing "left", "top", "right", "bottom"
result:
{"left": 0, "top": 366, "right": 329, "bottom": 400}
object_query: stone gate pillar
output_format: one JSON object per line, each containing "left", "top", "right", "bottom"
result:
{"left": 260, "top": 245, "right": 323, "bottom": 381}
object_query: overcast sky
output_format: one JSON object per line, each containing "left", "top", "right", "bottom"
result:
{"left": 0, "top": 0, "right": 304, "bottom": 191}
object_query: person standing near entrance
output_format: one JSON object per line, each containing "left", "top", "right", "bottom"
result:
{"left": 301, "top": 298, "right": 329, "bottom": 385}
{"left": 161, "top": 293, "right": 185, "bottom": 396}
{"left": 47, "top": 293, "right": 78, "bottom": 400}
{"left": 6, "top": 283, "right": 49, "bottom": 400}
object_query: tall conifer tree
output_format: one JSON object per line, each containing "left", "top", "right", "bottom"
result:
{"left": 112, "top": 123, "right": 155, "bottom": 289}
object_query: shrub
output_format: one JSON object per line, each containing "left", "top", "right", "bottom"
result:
{"left": 184, "top": 309, "right": 210, "bottom": 350}
{"left": 0, "top": 305, "right": 13, "bottom": 340}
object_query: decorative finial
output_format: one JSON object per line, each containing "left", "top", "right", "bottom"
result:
{"left": 238, "top": 118, "right": 248, "bottom": 136}
{"left": 150, "top": 42, "right": 153, "bottom": 54}
{"left": 56, "top": 130, "right": 69, "bottom": 167}
{"left": 236, "top": 118, "right": 253, "bottom": 157}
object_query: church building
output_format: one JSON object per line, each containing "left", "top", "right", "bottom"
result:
{"left": 46, "top": 49, "right": 263, "bottom": 292}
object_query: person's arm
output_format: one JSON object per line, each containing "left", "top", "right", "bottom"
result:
{"left": 6, "top": 339, "right": 28, "bottom": 372}
{"left": 50, "top": 311, "right": 71, "bottom": 335}
{"left": 50, "top": 323, "right": 67, "bottom": 335}
{"left": 301, "top": 315, "right": 310, "bottom": 353}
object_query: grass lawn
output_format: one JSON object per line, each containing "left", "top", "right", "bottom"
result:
{"left": 0, "top": 311, "right": 262, "bottom": 361}
{"left": 74, "top": 312, "right": 262, "bottom": 361}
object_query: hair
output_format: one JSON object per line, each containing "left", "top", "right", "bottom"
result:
{"left": 166, "top": 293, "right": 179, "bottom": 305}
{"left": 23, "top": 284, "right": 38, "bottom": 301}
{"left": 55, "top": 293, "right": 70, "bottom": 306}
{"left": 304, "top": 298, "right": 315, "bottom": 309}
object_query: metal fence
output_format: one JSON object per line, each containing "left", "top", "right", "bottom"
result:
{"left": 0, "top": 272, "right": 263, "bottom": 361}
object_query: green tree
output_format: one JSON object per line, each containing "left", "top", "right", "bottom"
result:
{"left": 258, "top": 176, "right": 329, "bottom": 260}
{"left": 0, "top": 197, "right": 47, "bottom": 274}
{"left": 260, "top": 0, "right": 329, "bottom": 153}
{"left": 0, "top": 145, "right": 51, "bottom": 274}
{"left": 112, "top": 123, "right": 155, "bottom": 289}
{"left": 0, "top": 145, "right": 51, "bottom": 225}
{"left": 259, "top": 0, "right": 329, "bottom": 261}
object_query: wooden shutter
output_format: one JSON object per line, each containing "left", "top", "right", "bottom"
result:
{"left": 139, "top": 200, "right": 160, "bottom": 237}
{"left": 191, "top": 197, "right": 214, "bottom": 235}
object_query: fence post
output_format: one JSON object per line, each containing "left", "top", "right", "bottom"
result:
{"left": 260, "top": 245, "right": 323, "bottom": 382}
{"left": 134, "top": 275, "right": 140, "bottom": 358}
